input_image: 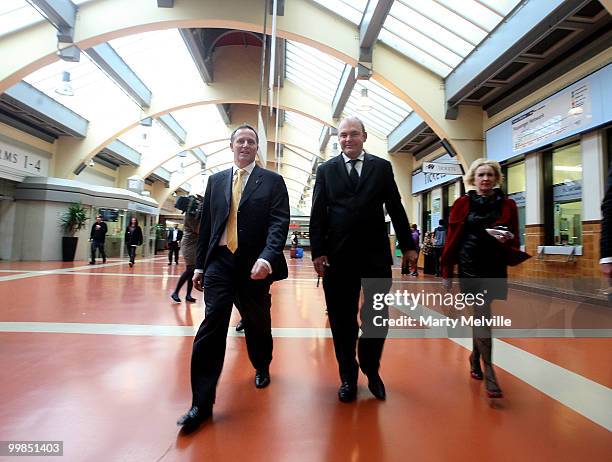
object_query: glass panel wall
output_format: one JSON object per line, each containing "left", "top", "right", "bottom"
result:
{"left": 506, "top": 161, "right": 526, "bottom": 246}
{"left": 551, "top": 143, "right": 582, "bottom": 245}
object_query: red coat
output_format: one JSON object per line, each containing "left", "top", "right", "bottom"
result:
{"left": 440, "top": 194, "right": 528, "bottom": 279}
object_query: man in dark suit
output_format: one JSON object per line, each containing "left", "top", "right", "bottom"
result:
{"left": 166, "top": 223, "right": 183, "bottom": 265}
{"left": 177, "top": 124, "right": 290, "bottom": 432}
{"left": 89, "top": 215, "right": 108, "bottom": 264}
{"left": 310, "top": 116, "right": 417, "bottom": 403}
{"left": 601, "top": 165, "right": 612, "bottom": 276}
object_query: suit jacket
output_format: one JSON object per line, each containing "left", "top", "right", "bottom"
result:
{"left": 166, "top": 228, "right": 183, "bottom": 243}
{"left": 601, "top": 166, "right": 612, "bottom": 260}
{"left": 196, "top": 164, "right": 290, "bottom": 281}
{"left": 440, "top": 193, "right": 530, "bottom": 279}
{"left": 309, "top": 152, "right": 414, "bottom": 268}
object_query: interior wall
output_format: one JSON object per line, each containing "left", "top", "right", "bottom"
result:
{"left": 78, "top": 167, "right": 116, "bottom": 187}
{"left": 12, "top": 200, "right": 93, "bottom": 261}
{"left": 0, "top": 179, "right": 17, "bottom": 260}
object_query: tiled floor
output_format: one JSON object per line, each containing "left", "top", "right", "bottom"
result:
{"left": 0, "top": 253, "right": 610, "bottom": 461}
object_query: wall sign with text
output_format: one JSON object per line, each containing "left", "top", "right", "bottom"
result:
{"left": 412, "top": 154, "right": 461, "bottom": 194}
{"left": 486, "top": 63, "right": 611, "bottom": 163}
{"left": 0, "top": 140, "right": 50, "bottom": 178}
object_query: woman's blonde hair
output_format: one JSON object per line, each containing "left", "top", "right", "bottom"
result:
{"left": 464, "top": 158, "right": 504, "bottom": 188}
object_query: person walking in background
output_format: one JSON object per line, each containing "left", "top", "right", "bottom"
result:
{"left": 171, "top": 196, "right": 201, "bottom": 303}
{"left": 441, "top": 159, "right": 529, "bottom": 399}
{"left": 124, "top": 216, "right": 143, "bottom": 268}
{"left": 433, "top": 219, "right": 447, "bottom": 277}
{"left": 89, "top": 215, "right": 108, "bottom": 264}
{"left": 421, "top": 231, "right": 435, "bottom": 275}
{"left": 167, "top": 223, "right": 183, "bottom": 266}
{"left": 409, "top": 223, "right": 421, "bottom": 276}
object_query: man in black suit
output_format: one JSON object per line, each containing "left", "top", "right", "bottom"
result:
{"left": 89, "top": 215, "right": 108, "bottom": 264}
{"left": 177, "top": 124, "right": 290, "bottom": 432}
{"left": 166, "top": 223, "right": 183, "bottom": 265}
{"left": 310, "top": 116, "right": 417, "bottom": 402}
{"left": 600, "top": 165, "right": 612, "bottom": 276}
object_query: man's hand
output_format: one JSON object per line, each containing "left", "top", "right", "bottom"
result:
{"left": 250, "top": 261, "right": 270, "bottom": 280}
{"left": 192, "top": 272, "right": 203, "bottom": 291}
{"left": 313, "top": 256, "right": 329, "bottom": 277}
{"left": 401, "top": 250, "right": 418, "bottom": 270}
{"left": 601, "top": 263, "right": 612, "bottom": 276}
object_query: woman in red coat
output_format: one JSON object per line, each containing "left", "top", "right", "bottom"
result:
{"left": 441, "top": 159, "right": 529, "bottom": 398}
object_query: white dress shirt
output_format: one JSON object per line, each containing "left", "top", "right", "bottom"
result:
{"left": 195, "top": 161, "right": 272, "bottom": 274}
{"left": 342, "top": 151, "right": 365, "bottom": 176}
{"left": 218, "top": 161, "right": 256, "bottom": 246}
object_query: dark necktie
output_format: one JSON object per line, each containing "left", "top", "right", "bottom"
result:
{"left": 348, "top": 159, "right": 360, "bottom": 189}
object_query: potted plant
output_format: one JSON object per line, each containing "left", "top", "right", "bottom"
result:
{"left": 60, "top": 202, "right": 89, "bottom": 261}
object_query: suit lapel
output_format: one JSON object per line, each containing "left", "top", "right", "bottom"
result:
{"left": 357, "top": 152, "right": 375, "bottom": 190}
{"left": 333, "top": 155, "right": 353, "bottom": 192}
{"left": 239, "top": 164, "right": 264, "bottom": 207}
{"left": 222, "top": 168, "right": 232, "bottom": 207}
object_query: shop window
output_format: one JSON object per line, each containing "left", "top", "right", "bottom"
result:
{"left": 442, "top": 183, "right": 453, "bottom": 220}
{"left": 422, "top": 191, "right": 431, "bottom": 234}
{"left": 549, "top": 143, "right": 582, "bottom": 245}
{"left": 504, "top": 161, "right": 526, "bottom": 246}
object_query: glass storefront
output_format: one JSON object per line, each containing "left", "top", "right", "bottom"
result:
{"left": 93, "top": 207, "right": 158, "bottom": 258}
{"left": 551, "top": 143, "right": 582, "bottom": 245}
{"left": 505, "top": 161, "right": 526, "bottom": 246}
{"left": 421, "top": 191, "right": 431, "bottom": 234}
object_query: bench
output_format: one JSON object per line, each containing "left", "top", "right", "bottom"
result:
{"left": 536, "top": 245, "right": 582, "bottom": 262}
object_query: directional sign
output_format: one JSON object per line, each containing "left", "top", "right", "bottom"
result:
{"left": 422, "top": 161, "right": 463, "bottom": 175}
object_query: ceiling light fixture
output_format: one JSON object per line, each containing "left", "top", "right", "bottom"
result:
{"left": 357, "top": 87, "right": 372, "bottom": 112}
{"left": 55, "top": 71, "right": 74, "bottom": 96}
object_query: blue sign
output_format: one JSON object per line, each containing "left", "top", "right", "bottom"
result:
{"left": 553, "top": 180, "right": 582, "bottom": 202}
{"left": 508, "top": 191, "right": 526, "bottom": 208}
{"left": 486, "top": 63, "right": 611, "bottom": 163}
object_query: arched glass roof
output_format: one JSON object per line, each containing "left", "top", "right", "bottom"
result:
{"left": 310, "top": 0, "right": 522, "bottom": 77}
{"left": 2, "top": 0, "right": 526, "bottom": 214}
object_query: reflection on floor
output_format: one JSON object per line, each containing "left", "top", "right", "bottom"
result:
{"left": 0, "top": 253, "right": 610, "bottom": 461}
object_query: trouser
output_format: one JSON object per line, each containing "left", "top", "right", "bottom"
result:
{"left": 90, "top": 241, "right": 106, "bottom": 262}
{"left": 168, "top": 241, "right": 180, "bottom": 263}
{"left": 174, "top": 265, "right": 195, "bottom": 296}
{"left": 433, "top": 247, "right": 443, "bottom": 276}
{"left": 190, "top": 247, "right": 273, "bottom": 407}
{"left": 470, "top": 300, "right": 501, "bottom": 393}
{"left": 408, "top": 251, "right": 420, "bottom": 274}
{"left": 322, "top": 261, "right": 392, "bottom": 383}
{"left": 126, "top": 245, "right": 137, "bottom": 264}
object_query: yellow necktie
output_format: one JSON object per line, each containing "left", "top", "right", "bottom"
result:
{"left": 226, "top": 168, "right": 246, "bottom": 253}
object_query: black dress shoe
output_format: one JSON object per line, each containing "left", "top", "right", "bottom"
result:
{"left": 338, "top": 381, "right": 357, "bottom": 403}
{"left": 366, "top": 373, "right": 386, "bottom": 400}
{"left": 255, "top": 369, "right": 270, "bottom": 388}
{"left": 170, "top": 293, "right": 181, "bottom": 303}
{"left": 176, "top": 405, "right": 212, "bottom": 432}
{"left": 185, "top": 295, "right": 197, "bottom": 303}
{"left": 235, "top": 319, "right": 245, "bottom": 332}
